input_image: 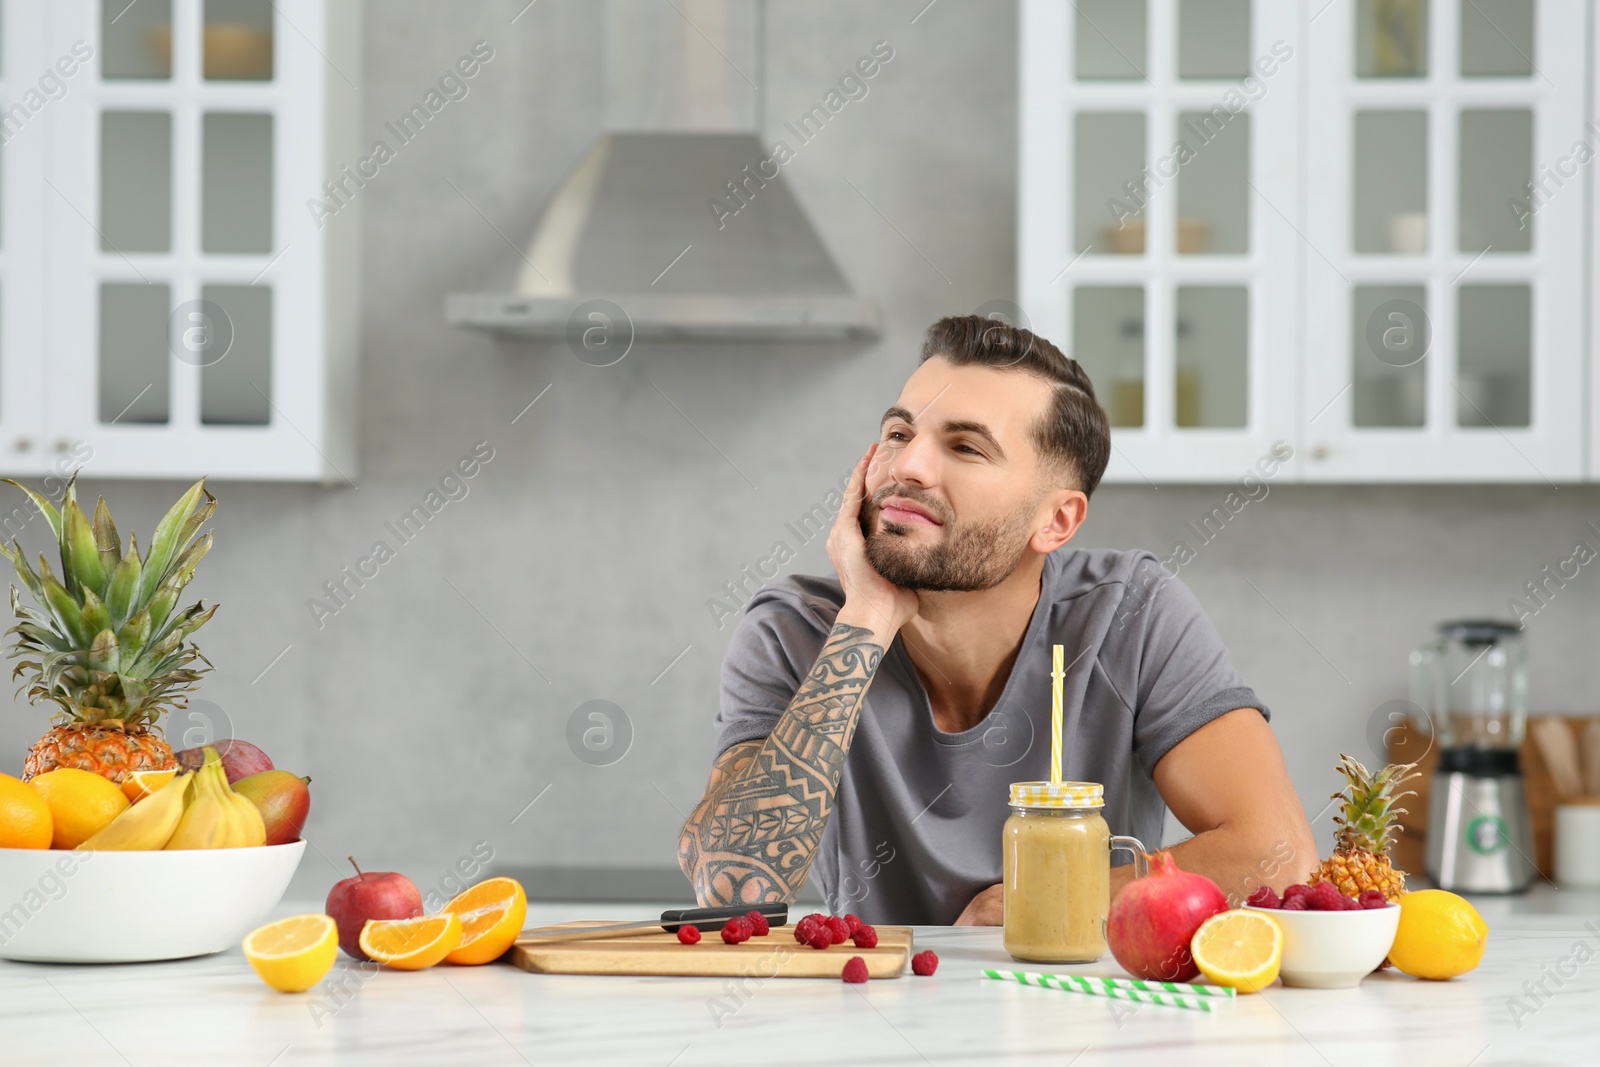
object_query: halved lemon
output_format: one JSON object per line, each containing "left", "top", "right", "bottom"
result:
{"left": 1191, "top": 909, "right": 1283, "bottom": 993}
{"left": 359, "top": 913, "right": 462, "bottom": 970}
{"left": 440, "top": 876, "right": 528, "bottom": 965}
{"left": 243, "top": 914, "right": 339, "bottom": 993}
{"left": 121, "top": 768, "right": 179, "bottom": 804}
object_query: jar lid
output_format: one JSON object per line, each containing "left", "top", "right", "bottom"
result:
{"left": 1009, "top": 781, "right": 1103, "bottom": 809}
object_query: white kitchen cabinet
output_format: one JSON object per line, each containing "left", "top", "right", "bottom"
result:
{"left": 0, "top": 0, "right": 360, "bottom": 483}
{"left": 1302, "top": 0, "right": 1586, "bottom": 482}
{"left": 1021, "top": 0, "right": 1593, "bottom": 484}
{"left": 1020, "top": 0, "right": 1301, "bottom": 484}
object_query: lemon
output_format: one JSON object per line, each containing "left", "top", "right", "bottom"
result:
{"left": 1388, "top": 889, "right": 1487, "bottom": 980}
{"left": 1191, "top": 909, "right": 1283, "bottom": 993}
{"left": 243, "top": 914, "right": 339, "bottom": 993}
{"left": 29, "top": 769, "right": 129, "bottom": 849}
{"left": 0, "top": 772, "right": 53, "bottom": 849}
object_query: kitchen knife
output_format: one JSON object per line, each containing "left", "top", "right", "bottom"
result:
{"left": 517, "top": 902, "right": 789, "bottom": 943}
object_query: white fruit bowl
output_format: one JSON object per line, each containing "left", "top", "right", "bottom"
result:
{"left": 0, "top": 840, "right": 305, "bottom": 963}
{"left": 1246, "top": 901, "right": 1401, "bottom": 988}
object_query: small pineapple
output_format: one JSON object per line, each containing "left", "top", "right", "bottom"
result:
{"left": 0, "top": 475, "right": 217, "bottom": 783}
{"left": 1309, "top": 753, "right": 1419, "bottom": 901}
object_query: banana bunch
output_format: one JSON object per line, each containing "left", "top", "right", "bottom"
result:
{"left": 166, "top": 746, "right": 267, "bottom": 849}
{"left": 77, "top": 747, "right": 269, "bottom": 850}
{"left": 77, "top": 772, "right": 194, "bottom": 850}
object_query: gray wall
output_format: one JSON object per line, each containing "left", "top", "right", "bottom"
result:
{"left": 4, "top": 1, "right": 1598, "bottom": 899}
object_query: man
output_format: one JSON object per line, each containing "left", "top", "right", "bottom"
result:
{"left": 677, "top": 315, "right": 1316, "bottom": 925}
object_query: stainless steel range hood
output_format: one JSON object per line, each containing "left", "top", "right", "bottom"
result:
{"left": 447, "top": 0, "right": 879, "bottom": 342}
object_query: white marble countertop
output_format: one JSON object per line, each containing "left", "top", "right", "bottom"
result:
{"left": 3, "top": 889, "right": 1597, "bottom": 1066}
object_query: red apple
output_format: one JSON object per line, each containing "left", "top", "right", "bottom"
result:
{"left": 326, "top": 858, "right": 423, "bottom": 959}
{"left": 233, "top": 770, "right": 311, "bottom": 845}
{"left": 176, "top": 739, "right": 273, "bottom": 784}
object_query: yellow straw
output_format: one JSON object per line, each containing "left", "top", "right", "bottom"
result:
{"left": 1051, "top": 643, "right": 1064, "bottom": 784}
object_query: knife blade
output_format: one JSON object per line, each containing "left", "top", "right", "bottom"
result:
{"left": 517, "top": 902, "right": 789, "bottom": 943}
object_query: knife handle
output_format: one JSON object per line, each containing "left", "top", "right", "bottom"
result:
{"left": 657, "top": 902, "right": 788, "bottom": 932}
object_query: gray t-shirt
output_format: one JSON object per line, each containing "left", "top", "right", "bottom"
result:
{"left": 712, "top": 548, "right": 1267, "bottom": 926}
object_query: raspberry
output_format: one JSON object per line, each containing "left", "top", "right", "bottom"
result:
{"left": 825, "top": 916, "right": 851, "bottom": 945}
{"left": 844, "top": 913, "right": 863, "bottom": 935}
{"left": 1282, "top": 883, "right": 1312, "bottom": 902}
{"left": 1245, "top": 886, "right": 1281, "bottom": 909}
{"left": 1305, "top": 882, "right": 1345, "bottom": 912}
{"left": 805, "top": 926, "right": 833, "bottom": 950}
{"left": 720, "top": 918, "right": 752, "bottom": 945}
{"left": 794, "top": 917, "right": 822, "bottom": 944}
{"left": 676, "top": 924, "right": 701, "bottom": 945}
{"left": 1359, "top": 889, "right": 1389, "bottom": 910}
{"left": 743, "top": 911, "right": 770, "bottom": 937}
{"left": 1279, "top": 896, "right": 1308, "bottom": 910}
{"left": 911, "top": 950, "right": 939, "bottom": 976}
{"left": 852, "top": 923, "right": 878, "bottom": 949}
{"left": 841, "top": 956, "right": 870, "bottom": 983}
{"left": 1340, "top": 893, "right": 1363, "bottom": 911}
{"left": 804, "top": 912, "right": 827, "bottom": 927}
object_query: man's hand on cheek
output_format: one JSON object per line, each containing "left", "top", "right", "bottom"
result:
{"left": 953, "top": 883, "right": 1003, "bottom": 926}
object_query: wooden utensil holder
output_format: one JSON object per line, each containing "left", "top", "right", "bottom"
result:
{"left": 1385, "top": 715, "right": 1600, "bottom": 882}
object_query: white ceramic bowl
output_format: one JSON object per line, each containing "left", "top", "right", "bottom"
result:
{"left": 0, "top": 840, "right": 305, "bottom": 963}
{"left": 1246, "top": 902, "right": 1401, "bottom": 988}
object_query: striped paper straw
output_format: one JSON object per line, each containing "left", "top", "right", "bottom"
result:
{"left": 1050, "top": 643, "right": 1063, "bottom": 784}
{"left": 982, "top": 969, "right": 1235, "bottom": 1012}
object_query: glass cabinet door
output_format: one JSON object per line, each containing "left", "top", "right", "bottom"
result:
{"left": 1020, "top": 0, "right": 1300, "bottom": 483}
{"left": 0, "top": 3, "right": 48, "bottom": 476}
{"left": 1302, "top": 0, "right": 1585, "bottom": 481}
{"left": 43, "top": 0, "right": 346, "bottom": 480}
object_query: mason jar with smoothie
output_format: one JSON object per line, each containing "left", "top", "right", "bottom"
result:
{"left": 1002, "top": 780, "right": 1147, "bottom": 963}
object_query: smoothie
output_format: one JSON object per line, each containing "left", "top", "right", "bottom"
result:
{"left": 1002, "top": 804, "right": 1111, "bottom": 963}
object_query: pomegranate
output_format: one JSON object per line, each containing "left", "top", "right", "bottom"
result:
{"left": 1107, "top": 851, "right": 1229, "bottom": 982}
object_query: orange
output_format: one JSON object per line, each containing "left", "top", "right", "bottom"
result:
{"left": 0, "top": 772, "right": 53, "bottom": 849}
{"left": 359, "top": 913, "right": 462, "bottom": 971}
{"left": 243, "top": 914, "right": 339, "bottom": 993}
{"left": 29, "top": 768, "right": 129, "bottom": 849}
{"left": 440, "top": 877, "right": 528, "bottom": 965}
{"left": 121, "top": 768, "right": 179, "bottom": 804}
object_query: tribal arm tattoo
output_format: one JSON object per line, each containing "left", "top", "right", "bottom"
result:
{"left": 678, "top": 622, "right": 885, "bottom": 906}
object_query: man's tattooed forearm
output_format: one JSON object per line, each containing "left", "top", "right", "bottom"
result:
{"left": 679, "top": 623, "right": 884, "bottom": 905}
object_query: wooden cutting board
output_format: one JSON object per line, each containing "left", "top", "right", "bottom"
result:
{"left": 511, "top": 922, "right": 914, "bottom": 979}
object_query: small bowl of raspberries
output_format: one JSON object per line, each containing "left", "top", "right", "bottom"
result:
{"left": 1244, "top": 883, "right": 1401, "bottom": 989}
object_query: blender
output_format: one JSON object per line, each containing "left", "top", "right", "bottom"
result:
{"left": 1410, "top": 620, "right": 1535, "bottom": 893}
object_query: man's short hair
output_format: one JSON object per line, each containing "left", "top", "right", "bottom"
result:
{"left": 918, "top": 315, "right": 1112, "bottom": 497}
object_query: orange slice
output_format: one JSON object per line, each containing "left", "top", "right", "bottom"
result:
{"left": 243, "top": 914, "right": 339, "bottom": 993}
{"left": 440, "top": 877, "right": 528, "bottom": 965}
{"left": 121, "top": 768, "right": 179, "bottom": 803}
{"left": 359, "top": 913, "right": 462, "bottom": 970}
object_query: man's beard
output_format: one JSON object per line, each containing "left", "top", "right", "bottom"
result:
{"left": 860, "top": 487, "right": 1040, "bottom": 592}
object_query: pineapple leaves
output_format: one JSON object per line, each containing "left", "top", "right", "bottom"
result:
{"left": 116, "top": 609, "right": 152, "bottom": 661}
{"left": 136, "top": 480, "right": 211, "bottom": 605}
{"left": 0, "top": 479, "right": 63, "bottom": 544}
{"left": 39, "top": 561, "right": 91, "bottom": 648}
{"left": 87, "top": 628, "right": 120, "bottom": 674}
{"left": 62, "top": 498, "right": 105, "bottom": 599}
{"left": 0, "top": 477, "right": 217, "bottom": 724}
{"left": 105, "top": 533, "right": 143, "bottom": 629}
{"left": 78, "top": 587, "right": 112, "bottom": 636}
{"left": 92, "top": 497, "right": 122, "bottom": 580}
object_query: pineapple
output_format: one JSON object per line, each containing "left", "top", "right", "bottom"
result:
{"left": 1309, "top": 753, "right": 1419, "bottom": 901}
{"left": 0, "top": 475, "right": 217, "bottom": 783}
